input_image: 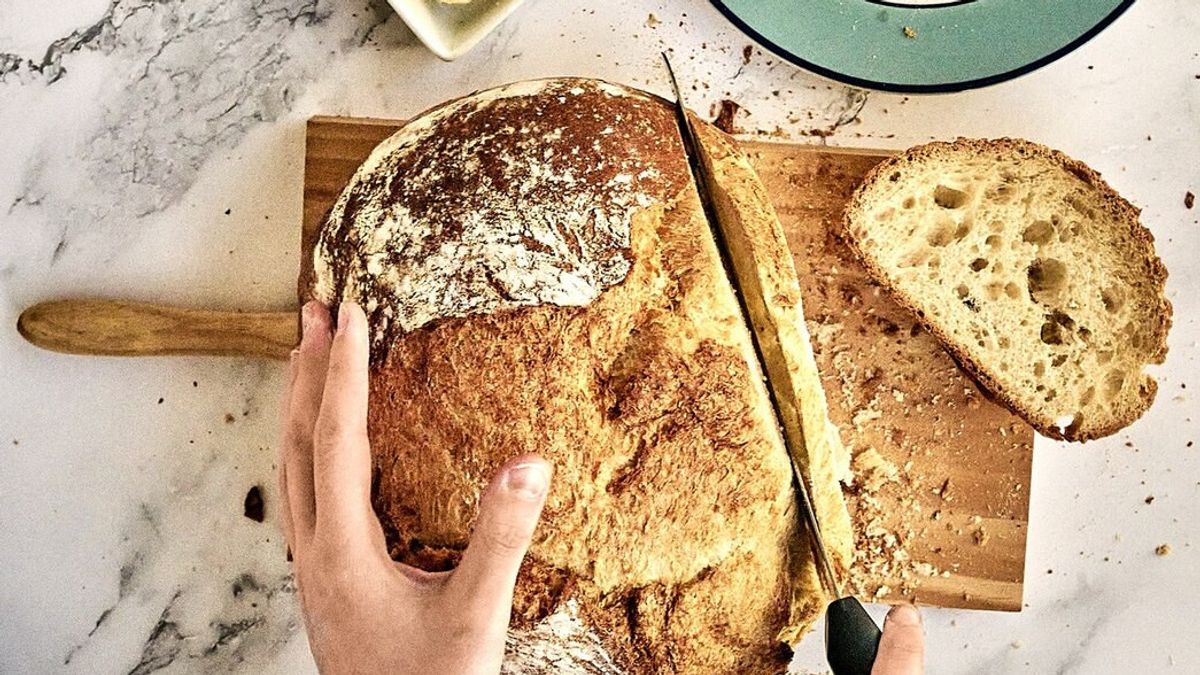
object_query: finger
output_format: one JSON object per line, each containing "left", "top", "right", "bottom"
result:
{"left": 283, "top": 301, "right": 333, "bottom": 550}
{"left": 276, "top": 350, "right": 300, "bottom": 555}
{"left": 448, "top": 456, "right": 552, "bottom": 621}
{"left": 312, "top": 302, "right": 375, "bottom": 544}
{"left": 872, "top": 604, "right": 924, "bottom": 675}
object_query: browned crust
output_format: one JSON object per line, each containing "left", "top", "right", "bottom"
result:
{"left": 317, "top": 79, "right": 799, "bottom": 674}
{"left": 841, "top": 137, "right": 1172, "bottom": 441}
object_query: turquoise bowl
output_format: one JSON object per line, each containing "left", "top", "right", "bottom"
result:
{"left": 710, "top": 0, "right": 1134, "bottom": 93}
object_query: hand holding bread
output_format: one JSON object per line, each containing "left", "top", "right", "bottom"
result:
{"left": 278, "top": 301, "right": 552, "bottom": 675}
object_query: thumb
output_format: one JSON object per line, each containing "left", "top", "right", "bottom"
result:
{"left": 872, "top": 604, "right": 925, "bottom": 675}
{"left": 448, "top": 455, "right": 552, "bottom": 619}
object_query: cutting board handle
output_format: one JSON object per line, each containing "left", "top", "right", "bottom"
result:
{"left": 17, "top": 299, "right": 297, "bottom": 360}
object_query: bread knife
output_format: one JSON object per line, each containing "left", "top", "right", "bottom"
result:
{"left": 661, "top": 53, "right": 883, "bottom": 675}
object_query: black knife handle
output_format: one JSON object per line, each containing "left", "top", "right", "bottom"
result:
{"left": 826, "top": 596, "right": 883, "bottom": 675}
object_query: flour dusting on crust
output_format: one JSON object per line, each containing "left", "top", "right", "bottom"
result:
{"left": 313, "top": 79, "right": 675, "bottom": 358}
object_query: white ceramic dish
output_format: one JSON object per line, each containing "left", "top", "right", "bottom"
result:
{"left": 388, "top": 0, "right": 529, "bottom": 61}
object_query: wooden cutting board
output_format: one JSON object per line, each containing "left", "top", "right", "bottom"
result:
{"left": 301, "top": 117, "right": 1034, "bottom": 612}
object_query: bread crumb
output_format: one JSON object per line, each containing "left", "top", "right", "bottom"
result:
{"left": 854, "top": 448, "right": 899, "bottom": 493}
{"left": 852, "top": 407, "right": 883, "bottom": 430}
{"left": 973, "top": 527, "right": 990, "bottom": 546}
{"left": 1144, "top": 495, "right": 1155, "bottom": 504}
{"left": 244, "top": 485, "right": 265, "bottom": 523}
{"left": 1155, "top": 543, "right": 1171, "bottom": 556}
{"left": 903, "top": 26, "right": 918, "bottom": 39}
{"left": 742, "top": 45, "right": 753, "bottom": 65}
{"left": 1186, "top": 191, "right": 1195, "bottom": 209}
{"left": 645, "top": 13, "right": 660, "bottom": 28}
{"left": 936, "top": 478, "right": 953, "bottom": 501}
{"left": 713, "top": 99, "right": 741, "bottom": 134}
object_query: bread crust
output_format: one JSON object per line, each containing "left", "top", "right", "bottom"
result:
{"left": 312, "top": 78, "right": 815, "bottom": 674}
{"left": 691, "top": 120, "right": 855, "bottom": 640}
{"left": 842, "top": 137, "right": 1172, "bottom": 441}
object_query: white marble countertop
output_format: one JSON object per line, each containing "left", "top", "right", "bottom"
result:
{"left": 1, "top": 1, "right": 1197, "bottom": 673}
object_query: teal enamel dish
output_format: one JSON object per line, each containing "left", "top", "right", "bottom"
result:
{"left": 710, "top": 0, "right": 1135, "bottom": 93}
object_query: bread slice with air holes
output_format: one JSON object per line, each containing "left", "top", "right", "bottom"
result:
{"left": 842, "top": 138, "right": 1171, "bottom": 442}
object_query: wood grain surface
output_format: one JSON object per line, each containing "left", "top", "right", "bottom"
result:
{"left": 17, "top": 299, "right": 296, "bottom": 360}
{"left": 301, "top": 116, "right": 1033, "bottom": 612}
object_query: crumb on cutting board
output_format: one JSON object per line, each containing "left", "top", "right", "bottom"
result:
{"left": 903, "top": 26, "right": 918, "bottom": 39}
{"left": 1155, "top": 543, "right": 1172, "bottom": 556}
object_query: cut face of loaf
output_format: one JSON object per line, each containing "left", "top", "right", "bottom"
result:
{"left": 691, "top": 119, "right": 855, "bottom": 640}
{"left": 843, "top": 138, "right": 1171, "bottom": 441}
{"left": 310, "top": 78, "right": 850, "bottom": 674}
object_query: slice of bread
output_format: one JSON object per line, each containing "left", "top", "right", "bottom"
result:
{"left": 843, "top": 138, "right": 1170, "bottom": 441}
{"left": 693, "top": 119, "right": 854, "bottom": 641}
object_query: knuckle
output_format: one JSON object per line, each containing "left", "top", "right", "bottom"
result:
{"left": 313, "top": 417, "right": 362, "bottom": 449}
{"left": 283, "top": 418, "right": 313, "bottom": 450}
{"left": 478, "top": 520, "right": 532, "bottom": 557}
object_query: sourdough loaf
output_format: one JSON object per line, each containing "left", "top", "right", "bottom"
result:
{"left": 310, "top": 79, "right": 849, "bottom": 673}
{"left": 843, "top": 139, "right": 1170, "bottom": 441}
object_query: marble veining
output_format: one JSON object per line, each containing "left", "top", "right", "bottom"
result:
{"left": 1, "top": 1, "right": 1197, "bottom": 673}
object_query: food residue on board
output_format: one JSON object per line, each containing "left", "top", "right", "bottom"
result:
{"left": 1155, "top": 543, "right": 1172, "bottom": 557}
{"left": 742, "top": 44, "right": 753, "bottom": 65}
{"left": 713, "top": 99, "right": 742, "bottom": 134}
{"left": 903, "top": 26, "right": 918, "bottom": 39}
{"left": 1186, "top": 191, "right": 1195, "bottom": 209}
{"left": 645, "top": 13, "right": 659, "bottom": 28}
{"left": 973, "top": 526, "right": 990, "bottom": 546}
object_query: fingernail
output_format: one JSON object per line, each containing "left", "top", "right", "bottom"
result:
{"left": 338, "top": 302, "right": 353, "bottom": 331}
{"left": 887, "top": 604, "right": 922, "bottom": 627}
{"left": 504, "top": 462, "right": 549, "bottom": 501}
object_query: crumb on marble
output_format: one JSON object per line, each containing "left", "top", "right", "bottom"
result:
{"left": 713, "top": 99, "right": 742, "bottom": 134}
{"left": 1186, "top": 191, "right": 1195, "bottom": 209}
{"left": 742, "top": 45, "right": 752, "bottom": 65}
{"left": 1155, "top": 544, "right": 1171, "bottom": 556}
{"left": 244, "top": 485, "right": 265, "bottom": 523}
{"left": 224, "top": 412, "right": 236, "bottom": 424}
{"left": 645, "top": 13, "right": 659, "bottom": 28}
{"left": 1145, "top": 495, "right": 1155, "bottom": 505}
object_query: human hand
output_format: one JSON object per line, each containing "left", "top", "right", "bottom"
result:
{"left": 872, "top": 604, "right": 925, "bottom": 674}
{"left": 277, "top": 301, "right": 553, "bottom": 675}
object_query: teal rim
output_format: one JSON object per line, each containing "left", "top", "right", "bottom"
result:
{"left": 710, "top": 0, "right": 1135, "bottom": 93}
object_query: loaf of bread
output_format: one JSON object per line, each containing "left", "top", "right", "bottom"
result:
{"left": 310, "top": 79, "right": 852, "bottom": 673}
{"left": 842, "top": 139, "right": 1171, "bottom": 441}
